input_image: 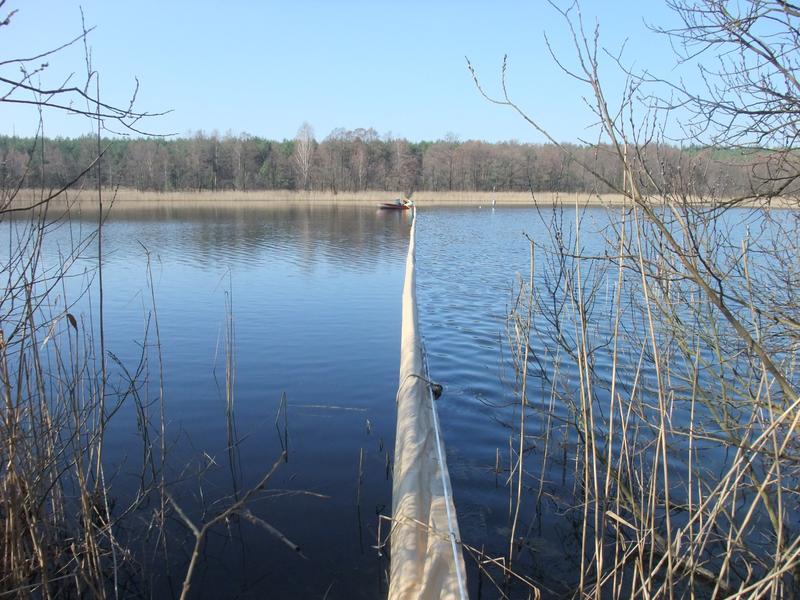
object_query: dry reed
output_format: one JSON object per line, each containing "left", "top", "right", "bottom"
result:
{"left": 3, "top": 188, "right": 654, "bottom": 209}
{"left": 495, "top": 198, "right": 800, "bottom": 598}
{"left": 11, "top": 188, "right": 797, "bottom": 213}
{"left": 0, "top": 188, "right": 303, "bottom": 597}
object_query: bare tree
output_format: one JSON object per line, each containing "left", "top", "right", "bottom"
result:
{"left": 292, "top": 121, "right": 315, "bottom": 191}
{"left": 652, "top": 0, "right": 800, "bottom": 200}
{"left": 444, "top": 131, "right": 460, "bottom": 191}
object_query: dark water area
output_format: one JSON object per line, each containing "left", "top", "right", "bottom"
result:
{"left": 3, "top": 202, "right": 791, "bottom": 598}
{"left": 414, "top": 207, "right": 601, "bottom": 595}
{"left": 107, "top": 205, "right": 408, "bottom": 599}
{"left": 414, "top": 205, "right": 799, "bottom": 598}
{"left": 4, "top": 204, "right": 412, "bottom": 598}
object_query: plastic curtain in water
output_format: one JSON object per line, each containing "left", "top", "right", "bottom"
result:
{"left": 389, "top": 209, "right": 468, "bottom": 600}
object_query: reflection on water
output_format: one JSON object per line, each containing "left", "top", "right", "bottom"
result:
{"left": 5, "top": 204, "right": 412, "bottom": 599}
{"left": 415, "top": 206, "right": 794, "bottom": 597}
{"left": 5, "top": 202, "right": 777, "bottom": 598}
{"left": 416, "top": 208, "right": 561, "bottom": 583}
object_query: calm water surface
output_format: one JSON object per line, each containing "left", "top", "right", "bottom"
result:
{"left": 14, "top": 204, "right": 412, "bottom": 598}
{"left": 9, "top": 203, "right": 770, "bottom": 598}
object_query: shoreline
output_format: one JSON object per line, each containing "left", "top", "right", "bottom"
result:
{"left": 5, "top": 188, "right": 798, "bottom": 209}
{"left": 10, "top": 188, "right": 624, "bottom": 207}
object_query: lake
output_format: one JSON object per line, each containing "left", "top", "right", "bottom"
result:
{"left": 3, "top": 201, "right": 791, "bottom": 598}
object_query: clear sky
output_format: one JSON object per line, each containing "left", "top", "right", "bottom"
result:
{"left": 1, "top": 1, "right": 684, "bottom": 142}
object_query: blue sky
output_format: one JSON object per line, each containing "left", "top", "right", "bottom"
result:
{"left": 1, "top": 1, "right": 684, "bottom": 142}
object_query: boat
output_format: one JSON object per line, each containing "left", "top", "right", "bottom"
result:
{"left": 379, "top": 199, "right": 414, "bottom": 210}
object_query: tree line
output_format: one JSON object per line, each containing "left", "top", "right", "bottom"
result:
{"left": 0, "top": 126, "right": 766, "bottom": 197}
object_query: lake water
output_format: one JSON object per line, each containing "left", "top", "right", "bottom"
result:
{"left": 97, "top": 204, "right": 410, "bottom": 598}
{"left": 4, "top": 202, "right": 788, "bottom": 598}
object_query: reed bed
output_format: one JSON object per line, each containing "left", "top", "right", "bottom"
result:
{"left": 494, "top": 199, "right": 800, "bottom": 598}
{"left": 12, "top": 188, "right": 796, "bottom": 212}
{"left": 8, "top": 188, "right": 632, "bottom": 209}
{"left": 0, "top": 189, "right": 301, "bottom": 598}
{"left": 0, "top": 201, "right": 132, "bottom": 597}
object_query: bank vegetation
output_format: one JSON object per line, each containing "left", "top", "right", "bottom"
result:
{"left": 1, "top": 131, "right": 790, "bottom": 200}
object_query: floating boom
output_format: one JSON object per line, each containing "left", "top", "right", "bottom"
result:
{"left": 389, "top": 209, "right": 468, "bottom": 600}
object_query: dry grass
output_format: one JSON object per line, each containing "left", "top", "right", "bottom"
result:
{"left": 13, "top": 188, "right": 798, "bottom": 210}
{"left": 8, "top": 188, "right": 631, "bottom": 209}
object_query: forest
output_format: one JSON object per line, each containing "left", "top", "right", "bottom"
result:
{"left": 0, "top": 128, "right": 763, "bottom": 196}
